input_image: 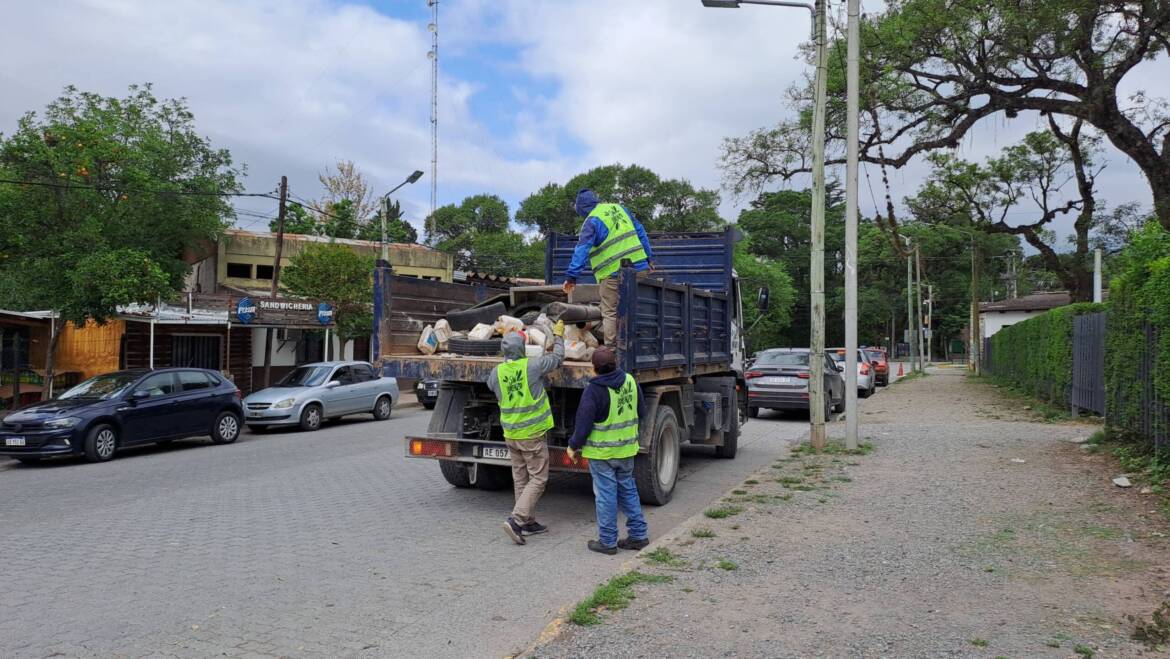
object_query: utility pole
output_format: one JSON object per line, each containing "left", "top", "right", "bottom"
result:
{"left": 970, "top": 239, "right": 981, "bottom": 375}
{"left": 264, "top": 175, "right": 288, "bottom": 388}
{"left": 926, "top": 284, "right": 934, "bottom": 363}
{"left": 380, "top": 196, "right": 390, "bottom": 263}
{"left": 1093, "top": 248, "right": 1103, "bottom": 303}
{"left": 904, "top": 237, "right": 916, "bottom": 372}
{"left": 808, "top": 0, "right": 829, "bottom": 450}
{"left": 843, "top": 0, "right": 860, "bottom": 450}
{"left": 915, "top": 245, "right": 925, "bottom": 373}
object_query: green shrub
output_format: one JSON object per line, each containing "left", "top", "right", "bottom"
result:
{"left": 986, "top": 301, "right": 1105, "bottom": 405}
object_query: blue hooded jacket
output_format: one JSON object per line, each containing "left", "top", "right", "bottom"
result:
{"left": 564, "top": 189, "right": 653, "bottom": 283}
{"left": 568, "top": 367, "right": 647, "bottom": 451}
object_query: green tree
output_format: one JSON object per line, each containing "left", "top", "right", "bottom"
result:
{"left": 357, "top": 199, "right": 418, "bottom": 244}
{"left": 280, "top": 243, "right": 373, "bottom": 342}
{"left": 720, "top": 1, "right": 1170, "bottom": 228}
{"left": 272, "top": 202, "right": 318, "bottom": 235}
{"left": 0, "top": 84, "right": 241, "bottom": 392}
{"left": 735, "top": 240, "right": 796, "bottom": 354}
{"left": 516, "top": 164, "right": 725, "bottom": 235}
{"left": 425, "top": 193, "right": 510, "bottom": 245}
{"left": 440, "top": 230, "right": 544, "bottom": 279}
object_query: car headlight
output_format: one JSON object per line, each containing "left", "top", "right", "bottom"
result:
{"left": 44, "top": 417, "right": 80, "bottom": 430}
{"left": 272, "top": 398, "right": 297, "bottom": 409}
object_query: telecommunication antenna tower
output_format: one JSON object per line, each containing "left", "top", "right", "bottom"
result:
{"left": 427, "top": 0, "right": 438, "bottom": 222}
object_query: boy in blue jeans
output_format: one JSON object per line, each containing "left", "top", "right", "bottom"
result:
{"left": 566, "top": 346, "right": 649, "bottom": 554}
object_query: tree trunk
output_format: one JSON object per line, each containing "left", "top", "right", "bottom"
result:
{"left": 41, "top": 315, "right": 63, "bottom": 401}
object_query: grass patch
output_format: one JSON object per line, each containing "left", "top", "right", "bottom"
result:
{"left": 691, "top": 528, "right": 716, "bottom": 539}
{"left": 791, "top": 441, "right": 874, "bottom": 456}
{"left": 744, "top": 479, "right": 759, "bottom": 485}
{"left": 1073, "top": 644, "right": 1094, "bottom": 658}
{"left": 832, "top": 476, "right": 854, "bottom": 483}
{"left": 704, "top": 505, "right": 744, "bottom": 519}
{"left": 732, "top": 489, "right": 748, "bottom": 495}
{"left": 1045, "top": 639, "right": 1061, "bottom": 648}
{"left": 969, "top": 638, "right": 989, "bottom": 647}
{"left": 1129, "top": 600, "right": 1170, "bottom": 649}
{"left": 730, "top": 524, "right": 740, "bottom": 530}
{"left": 776, "top": 476, "right": 804, "bottom": 485}
{"left": 643, "top": 547, "right": 688, "bottom": 568}
{"left": 716, "top": 559, "right": 738, "bottom": 571}
{"left": 569, "top": 571, "right": 673, "bottom": 626}
{"left": 786, "top": 484, "right": 816, "bottom": 492}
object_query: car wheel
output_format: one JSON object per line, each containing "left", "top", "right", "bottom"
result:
{"left": 299, "top": 404, "right": 323, "bottom": 432}
{"left": 422, "top": 401, "right": 436, "bottom": 410}
{"left": 84, "top": 424, "right": 118, "bottom": 462}
{"left": 211, "top": 411, "right": 242, "bottom": 444}
{"left": 373, "top": 395, "right": 393, "bottom": 420}
{"left": 17, "top": 457, "right": 42, "bottom": 465}
{"left": 747, "top": 406, "right": 759, "bottom": 419}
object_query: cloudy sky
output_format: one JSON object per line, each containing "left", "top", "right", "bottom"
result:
{"left": 0, "top": 0, "right": 1158, "bottom": 239}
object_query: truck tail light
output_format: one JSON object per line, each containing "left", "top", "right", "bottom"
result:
{"left": 409, "top": 439, "right": 455, "bottom": 457}
{"left": 551, "top": 448, "right": 590, "bottom": 471}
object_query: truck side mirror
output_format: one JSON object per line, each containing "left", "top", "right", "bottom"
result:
{"left": 756, "top": 287, "right": 770, "bottom": 313}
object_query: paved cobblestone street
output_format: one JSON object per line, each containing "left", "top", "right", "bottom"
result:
{"left": 0, "top": 405, "right": 806, "bottom": 658}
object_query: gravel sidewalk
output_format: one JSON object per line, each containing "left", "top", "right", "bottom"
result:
{"left": 526, "top": 370, "right": 1170, "bottom": 658}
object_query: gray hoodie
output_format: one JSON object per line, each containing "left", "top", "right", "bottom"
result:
{"left": 486, "top": 333, "right": 565, "bottom": 403}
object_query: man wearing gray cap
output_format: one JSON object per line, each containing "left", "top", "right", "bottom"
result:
{"left": 487, "top": 320, "right": 565, "bottom": 545}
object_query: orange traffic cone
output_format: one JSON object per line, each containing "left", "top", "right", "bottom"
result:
{"left": 897, "top": 361, "right": 905, "bottom": 377}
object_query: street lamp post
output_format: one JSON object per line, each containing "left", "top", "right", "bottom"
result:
{"left": 380, "top": 170, "right": 425, "bottom": 261}
{"left": 701, "top": 0, "right": 828, "bottom": 449}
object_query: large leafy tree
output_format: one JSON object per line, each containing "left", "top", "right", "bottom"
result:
{"left": 425, "top": 193, "right": 510, "bottom": 245}
{"left": 734, "top": 240, "right": 796, "bottom": 354}
{"left": 516, "top": 164, "right": 725, "bottom": 235}
{"left": 280, "top": 243, "right": 373, "bottom": 342}
{"left": 0, "top": 84, "right": 241, "bottom": 392}
{"left": 425, "top": 194, "right": 542, "bottom": 277}
{"left": 357, "top": 199, "right": 418, "bottom": 244}
{"left": 721, "top": 0, "right": 1170, "bottom": 228}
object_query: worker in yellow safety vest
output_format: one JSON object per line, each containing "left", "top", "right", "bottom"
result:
{"left": 566, "top": 346, "right": 649, "bottom": 554}
{"left": 487, "top": 322, "right": 565, "bottom": 545}
{"left": 560, "top": 188, "right": 654, "bottom": 347}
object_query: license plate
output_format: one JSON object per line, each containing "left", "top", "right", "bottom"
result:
{"left": 5, "top": 437, "right": 26, "bottom": 447}
{"left": 248, "top": 411, "right": 262, "bottom": 418}
{"left": 482, "top": 445, "right": 510, "bottom": 459}
{"left": 760, "top": 376, "right": 794, "bottom": 385}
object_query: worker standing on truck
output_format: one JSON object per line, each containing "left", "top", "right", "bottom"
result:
{"left": 560, "top": 188, "right": 653, "bottom": 347}
{"left": 566, "top": 346, "right": 649, "bottom": 555}
{"left": 488, "top": 321, "right": 566, "bottom": 545}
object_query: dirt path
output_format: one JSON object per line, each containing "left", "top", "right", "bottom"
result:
{"left": 527, "top": 370, "right": 1170, "bottom": 658}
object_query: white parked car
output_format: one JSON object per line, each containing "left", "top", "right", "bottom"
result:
{"left": 243, "top": 361, "right": 398, "bottom": 432}
{"left": 827, "top": 349, "right": 877, "bottom": 399}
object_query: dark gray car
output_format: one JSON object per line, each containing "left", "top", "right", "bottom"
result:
{"left": 745, "top": 348, "right": 846, "bottom": 419}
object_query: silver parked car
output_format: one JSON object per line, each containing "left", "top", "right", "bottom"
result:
{"left": 243, "top": 361, "right": 399, "bottom": 432}
{"left": 746, "top": 348, "right": 846, "bottom": 419}
{"left": 827, "top": 348, "right": 877, "bottom": 398}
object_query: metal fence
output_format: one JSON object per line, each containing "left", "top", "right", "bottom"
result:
{"left": 1071, "top": 312, "right": 1106, "bottom": 416}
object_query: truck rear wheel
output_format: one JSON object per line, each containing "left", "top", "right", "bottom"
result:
{"left": 635, "top": 405, "right": 680, "bottom": 506}
{"left": 439, "top": 460, "right": 473, "bottom": 488}
{"left": 713, "top": 405, "right": 739, "bottom": 459}
{"left": 432, "top": 387, "right": 474, "bottom": 489}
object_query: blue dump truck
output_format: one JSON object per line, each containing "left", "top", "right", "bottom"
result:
{"left": 380, "top": 229, "right": 762, "bottom": 505}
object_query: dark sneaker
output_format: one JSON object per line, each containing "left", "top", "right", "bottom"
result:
{"left": 617, "top": 537, "right": 650, "bottom": 551}
{"left": 522, "top": 521, "right": 548, "bottom": 535}
{"left": 503, "top": 517, "right": 526, "bottom": 545}
{"left": 587, "top": 540, "right": 618, "bottom": 555}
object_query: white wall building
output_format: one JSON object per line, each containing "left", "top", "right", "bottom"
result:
{"left": 979, "top": 292, "right": 1075, "bottom": 340}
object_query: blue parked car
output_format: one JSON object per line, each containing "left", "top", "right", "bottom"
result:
{"left": 0, "top": 368, "right": 244, "bottom": 465}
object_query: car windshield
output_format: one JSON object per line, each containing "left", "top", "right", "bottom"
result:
{"left": 58, "top": 373, "right": 141, "bottom": 400}
{"left": 866, "top": 350, "right": 885, "bottom": 361}
{"left": 278, "top": 366, "right": 332, "bottom": 387}
{"left": 755, "top": 352, "right": 809, "bottom": 366}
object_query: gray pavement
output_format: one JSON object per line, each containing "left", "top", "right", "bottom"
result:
{"left": 0, "top": 402, "right": 808, "bottom": 658}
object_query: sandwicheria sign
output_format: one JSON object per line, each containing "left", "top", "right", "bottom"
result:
{"left": 231, "top": 296, "right": 336, "bottom": 327}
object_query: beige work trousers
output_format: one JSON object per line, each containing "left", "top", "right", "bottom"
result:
{"left": 506, "top": 434, "right": 549, "bottom": 525}
{"left": 599, "top": 270, "right": 649, "bottom": 347}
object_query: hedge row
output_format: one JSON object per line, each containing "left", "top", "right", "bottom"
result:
{"left": 985, "top": 302, "right": 1106, "bottom": 405}
{"left": 1103, "top": 223, "right": 1170, "bottom": 446}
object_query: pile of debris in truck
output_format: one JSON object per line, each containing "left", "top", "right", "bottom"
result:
{"left": 416, "top": 300, "right": 601, "bottom": 362}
